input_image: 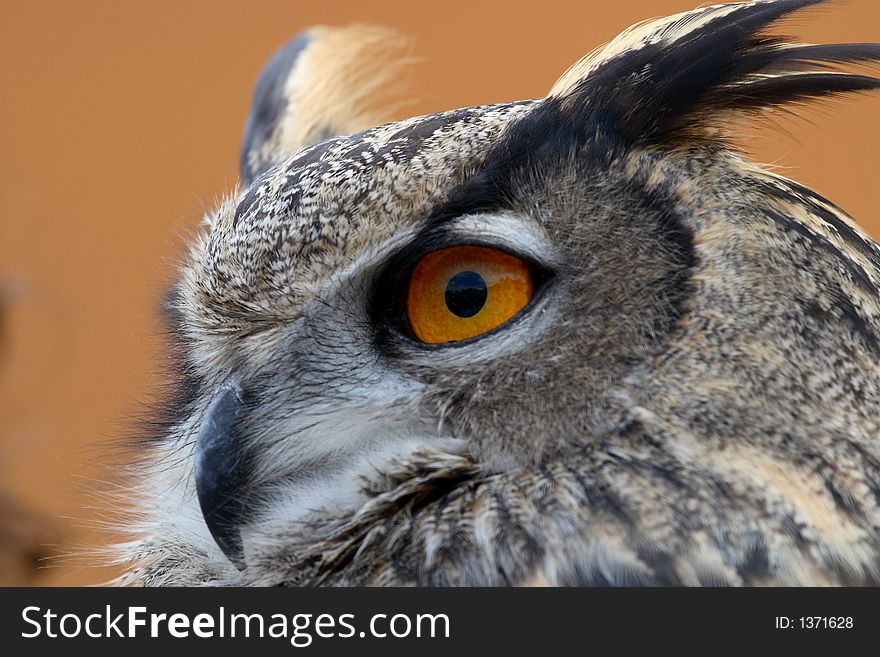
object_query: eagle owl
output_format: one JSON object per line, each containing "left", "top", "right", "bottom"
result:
{"left": 119, "top": 0, "right": 880, "bottom": 586}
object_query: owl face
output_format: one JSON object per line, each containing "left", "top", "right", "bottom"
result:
{"left": 187, "top": 107, "right": 698, "bottom": 568}
{"left": 129, "top": 1, "right": 880, "bottom": 585}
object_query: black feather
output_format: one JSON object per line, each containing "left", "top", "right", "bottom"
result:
{"left": 428, "top": 1, "right": 879, "bottom": 221}
{"left": 554, "top": 0, "right": 880, "bottom": 143}
{"left": 240, "top": 33, "right": 312, "bottom": 187}
{"left": 720, "top": 72, "right": 880, "bottom": 110}
{"left": 759, "top": 43, "right": 880, "bottom": 70}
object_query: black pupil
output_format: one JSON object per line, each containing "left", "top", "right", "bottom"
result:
{"left": 445, "top": 271, "right": 488, "bottom": 318}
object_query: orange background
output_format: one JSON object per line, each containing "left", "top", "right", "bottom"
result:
{"left": 0, "top": 0, "right": 878, "bottom": 585}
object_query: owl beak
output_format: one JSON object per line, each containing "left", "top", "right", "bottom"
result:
{"left": 194, "top": 376, "right": 250, "bottom": 570}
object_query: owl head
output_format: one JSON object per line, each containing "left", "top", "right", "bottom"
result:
{"left": 121, "top": 0, "right": 880, "bottom": 586}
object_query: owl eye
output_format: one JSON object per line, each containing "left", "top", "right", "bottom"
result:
{"left": 405, "top": 245, "right": 535, "bottom": 344}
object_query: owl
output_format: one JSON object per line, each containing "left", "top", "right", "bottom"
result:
{"left": 118, "top": 0, "right": 880, "bottom": 586}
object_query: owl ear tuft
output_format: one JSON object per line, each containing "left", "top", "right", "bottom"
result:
{"left": 240, "top": 24, "right": 414, "bottom": 186}
{"left": 548, "top": 0, "right": 880, "bottom": 146}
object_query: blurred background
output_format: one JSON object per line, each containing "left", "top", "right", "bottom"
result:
{"left": 0, "top": 0, "right": 878, "bottom": 585}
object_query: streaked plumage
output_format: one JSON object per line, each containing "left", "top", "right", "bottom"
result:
{"left": 118, "top": 0, "right": 880, "bottom": 586}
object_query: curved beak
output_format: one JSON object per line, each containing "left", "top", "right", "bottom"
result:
{"left": 194, "top": 377, "right": 250, "bottom": 570}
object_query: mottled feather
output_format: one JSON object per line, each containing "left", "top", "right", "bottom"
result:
{"left": 116, "top": 0, "right": 880, "bottom": 586}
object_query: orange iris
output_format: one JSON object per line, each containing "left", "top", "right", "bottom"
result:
{"left": 406, "top": 245, "right": 534, "bottom": 344}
